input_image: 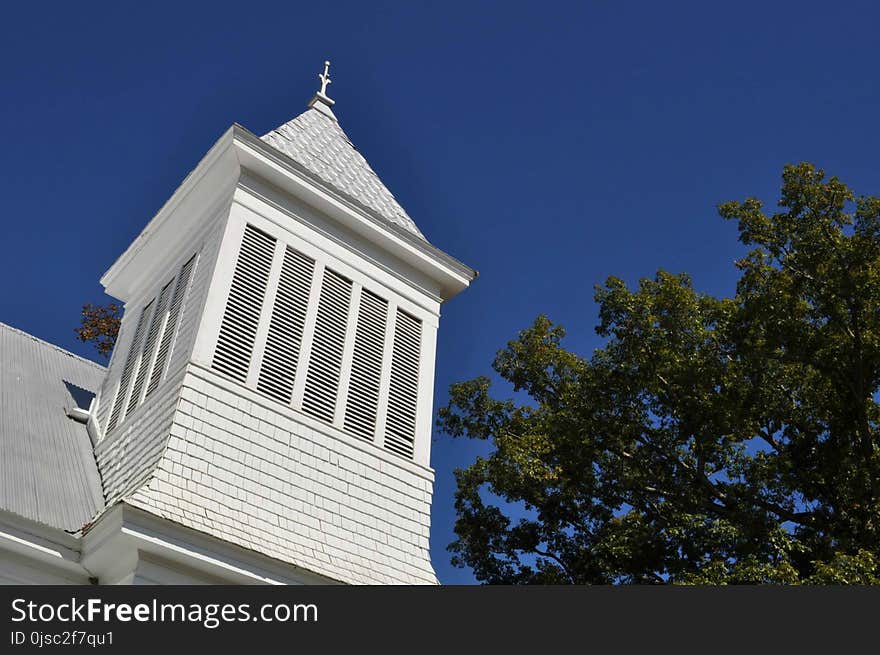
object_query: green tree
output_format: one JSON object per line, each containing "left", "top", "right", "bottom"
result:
{"left": 438, "top": 163, "right": 880, "bottom": 584}
{"left": 75, "top": 302, "right": 121, "bottom": 359}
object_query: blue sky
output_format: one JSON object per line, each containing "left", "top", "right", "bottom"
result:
{"left": 2, "top": 1, "right": 879, "bottom": 584}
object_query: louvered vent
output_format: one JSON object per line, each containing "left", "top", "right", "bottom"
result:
{"left": 385, "top": 309, "right": 422, "bottom": 458}
{"left": 301, "top": 268, "right": 352, "bottom": 423}
{"left": 212, "top": 225, "right": 276, "bottom": 382}
{"left": 126, "top": 281, "right": 173, "bottom": 416}
{"left": 204, "top": 223, "right": 428, "bottom": 461}
{"left": 106, "top": 300, "right": 153, "bottom": 433}
{"left": 145, "top": 254, "right": 196, "bottom": 398}
{"left": 344, "top": 289, "right": 388, "bottom": 441}
{"left": 257, "top": 247, "right": 315, "bottom": 403}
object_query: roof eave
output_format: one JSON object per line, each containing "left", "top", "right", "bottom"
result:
{"left": 100, "top": 126, "right": 241, "bottom": 301}
{"left": 101, "top": 123, "right": 477, "bottom": 303}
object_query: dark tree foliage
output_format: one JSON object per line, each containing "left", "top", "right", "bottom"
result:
{"left": 75, "top": 302, "right": 121, "bottom": 359}
{"left": 438, "top": 163, "right": 880, "bottom": 584}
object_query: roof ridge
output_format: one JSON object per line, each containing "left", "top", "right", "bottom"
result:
{"left": 0, "top": 321, "right": 106, "bottom": 371}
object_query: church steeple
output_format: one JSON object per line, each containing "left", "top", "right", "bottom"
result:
{"left": 89, "top": 63, "right": 476, "bottom": 585}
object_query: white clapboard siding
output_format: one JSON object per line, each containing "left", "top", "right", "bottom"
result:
{"left": 145, "top": 254, "right": 197, "bottom": 398}
{"left": 106, "top": 300, "right": 153, "bottom": 433}
{"left": 384, "top": 308, "right": 422, "bottom": 458}
{"left": 212, "top": 225, "right": 276, "bottom": 382}
{"left": 301, "top": 268, "right": 353, "bottom": 424}
{"left": 344, "top": 289, "right": 388, "bottom": 441}
{"left": 257, "top": 247, "right": 316, "bottom": 404}
{"left": 127, "top": 279, "right": 174, "bottom": 416}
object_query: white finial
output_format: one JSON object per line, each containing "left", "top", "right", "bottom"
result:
{"left": 308, "top": 59, "right": 337, "bottom": 118}
{"left": 318, "top": 60, "right": 332, "bottom": 99}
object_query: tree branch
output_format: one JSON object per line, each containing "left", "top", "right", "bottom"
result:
{"left": 532, "top": 548, "right": 575, "bottom": 583}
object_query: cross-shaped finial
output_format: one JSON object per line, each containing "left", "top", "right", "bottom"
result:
{"left": 318, "top": 60, "right": 332, "bottom": 98}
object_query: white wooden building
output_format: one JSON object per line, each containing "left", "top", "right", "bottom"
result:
{"left": 0, "top": 64, "right": 475, "bottom": 585}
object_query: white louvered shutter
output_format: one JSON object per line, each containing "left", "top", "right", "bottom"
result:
{"left": 257, "top": 247, "right": 315, "bottom": 403}
{"left": 344, "top": 289, "right": 388, "bottom": 441}
{"left": 127, "top": 281, "right": 173, "bottom": 416}
{"left": 145, "top": 254, "right": 196, "bottom": 398}
{"left": 212, "top": 225, "right": 276, "bottom": 382}
{"left": 384, "top": 308, "right": 422, "bottom": 458}
{"left": 301, "top": 268, "right": 352, "bottom": 423}
{"left": 106, "top": 300, "right": 153, "bottom": 433}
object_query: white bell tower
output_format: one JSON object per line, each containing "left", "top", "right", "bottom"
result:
{"left": 87, "top": 63, "right": 475, "bottom": 584}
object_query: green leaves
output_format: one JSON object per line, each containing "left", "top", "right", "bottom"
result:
{"left": 440, "top": 163, "right": 880, "bottom": 584}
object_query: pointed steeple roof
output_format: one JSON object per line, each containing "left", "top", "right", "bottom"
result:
{"left": 260, "top": 63, "right": 425, "bottom": 240}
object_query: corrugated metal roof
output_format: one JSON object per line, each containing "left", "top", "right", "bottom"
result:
{"left": 0, "top": 322, "right": 105, "bottom": 532}
{"left": 261, "top": 105, "right": 427, "bottom": 240}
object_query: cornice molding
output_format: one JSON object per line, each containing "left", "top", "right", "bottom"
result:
{"left": 101, "top": 123, "right": 475, "bottom": 305}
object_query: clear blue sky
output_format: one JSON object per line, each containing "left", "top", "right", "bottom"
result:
{"left": 2, "top": 1, "right": 879, "bottom": 584}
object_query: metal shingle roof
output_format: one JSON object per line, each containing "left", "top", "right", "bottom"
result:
{"left": 260, "top": 106, "right": 427, "bottom": 240}
{"left": 0, "top": 322, "right": 105, "bottom": 532}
